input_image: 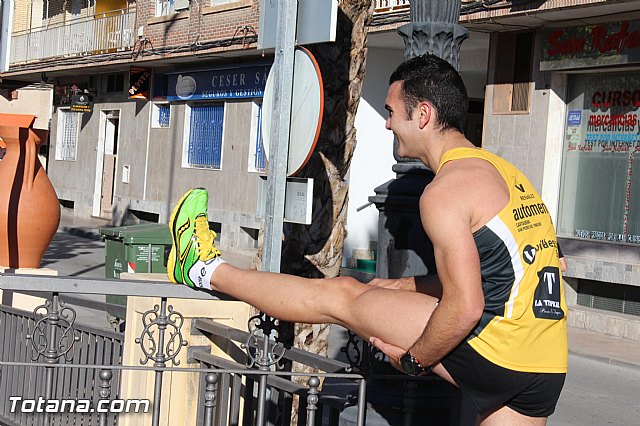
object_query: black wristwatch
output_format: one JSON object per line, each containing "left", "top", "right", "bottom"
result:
{"left": 400, "top": 351, "right": 431, "bottom": 376}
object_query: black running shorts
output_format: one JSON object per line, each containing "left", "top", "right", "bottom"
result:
{"left": 440, "top": 342, "right": 566, "bottom": 417}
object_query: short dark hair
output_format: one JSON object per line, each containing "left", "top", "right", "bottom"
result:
{"left": 389, "top": 54, "right": 468, "bottom": 133}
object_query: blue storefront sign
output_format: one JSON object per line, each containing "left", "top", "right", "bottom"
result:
{"left": 166, "top": 63, "right": 272, "bottom": 101}
{"left": 567, "top": 110, "right": 582, "bottom": 126}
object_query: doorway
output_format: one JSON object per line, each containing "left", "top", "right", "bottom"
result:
{"left": 93, "top": 110, "right": 120, "bottom": 219}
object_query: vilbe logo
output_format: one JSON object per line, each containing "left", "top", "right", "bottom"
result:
{"left": 522, "top": 245, "right": 537, "bottom": 265}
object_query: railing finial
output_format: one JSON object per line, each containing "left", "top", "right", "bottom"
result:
{"left": 306, "top": 376, "right": 321, "bottom": 426}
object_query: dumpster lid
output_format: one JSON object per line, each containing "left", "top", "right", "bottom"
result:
{"left": 100, "top": 223, "right": 171, "bottom": 244}
{"left": 100, "top": 226, "right": 121, "bottom": 238}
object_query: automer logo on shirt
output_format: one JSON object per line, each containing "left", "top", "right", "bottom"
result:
{"left": 513, "top": 202, "right": 549, "bottom": 221}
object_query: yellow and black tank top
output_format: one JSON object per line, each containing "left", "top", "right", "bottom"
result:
{"left": 437, "top": 148, "right": 568, "bottom": 373}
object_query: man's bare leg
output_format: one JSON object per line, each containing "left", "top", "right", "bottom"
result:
{"left": 478, "top": 405, "right": 547, "bottom": 426}
{"left": 210, "top": 263, "right": 438, "bottom": 352}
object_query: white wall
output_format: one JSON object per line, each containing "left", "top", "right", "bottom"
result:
{"left": 541, "top": 72, "right": 567, "bottom": 224}
{"left": 344, "top": 34, "right": 490, "bottom": 266}
{"left": 0, "top": 0, "right": 12, "bottom": 71}
{"left": 0, "top": 86, "right": 53, "bottom": 130}
{"left": 343, "top": 47, "right": 404, "bottom": 265}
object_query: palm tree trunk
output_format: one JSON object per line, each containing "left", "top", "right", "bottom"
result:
{"left": 278, "top": 0, "right": 373, "bottom": 422}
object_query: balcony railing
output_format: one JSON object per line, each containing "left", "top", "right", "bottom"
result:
{"left": 373, "top": 0, "right": 410, "bottom": 13}
{"left": 10, "top": 9, "right": 136, "bottom": 65}
{"left": 6, "top": 3, "right": 405, "bottom": 65}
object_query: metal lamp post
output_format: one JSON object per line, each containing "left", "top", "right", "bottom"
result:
{"left": 370, "top": 0, "right": 468, "bottom": 279}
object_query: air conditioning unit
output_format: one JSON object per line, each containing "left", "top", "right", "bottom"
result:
{"left": 174, "top": 0, "right": 190, "bottom": 11}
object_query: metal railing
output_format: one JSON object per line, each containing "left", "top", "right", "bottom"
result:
{"left": 10, "top": 9, "right": 136, "bottom": 64}
{"left": 5, "top": 3, "right": 404, "bottom": 64}
{"left": 0, "top": 274, "right": 367, "bottom": 426}
{"left": 373, "top": 0, "right": 410, "bottom": 13}
{"left": 0, "top": 302, "right": 124, "bottom": 426}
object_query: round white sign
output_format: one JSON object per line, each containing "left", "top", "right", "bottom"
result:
{"left": 262, "top": 47, "right": 324, "bottom": 176}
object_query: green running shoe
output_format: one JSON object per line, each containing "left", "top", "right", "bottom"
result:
{"left": 167, "top": 188, "right": 221, "bottom": 288}
{"left": 167, "top": 188, "right": 208, "bottom": 286}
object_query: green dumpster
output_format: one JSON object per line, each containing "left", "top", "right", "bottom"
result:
{"left": 101, "top": 223, "right": 172, "bottom": 278}
{"left": 100, "top": 223, "right": 172, "bottom": 320}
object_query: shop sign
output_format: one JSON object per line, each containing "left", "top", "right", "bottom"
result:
{"left": 541, "top": 20, "right": 640, "bottom": 70}
{"left": 70, "top": 92, "right": 93, "bottom": 113}
{"left": 129, "top": 67, "right": 151, "bottom": 99}
{"left": 564, "top": 92, "right": 640, "bottom": 154}
{"left": 166, "top": 63, "right": 271, "bottom": 101}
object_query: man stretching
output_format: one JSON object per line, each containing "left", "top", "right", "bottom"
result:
{"left": 167, "top": 54, "right": 567, "bottom": 425}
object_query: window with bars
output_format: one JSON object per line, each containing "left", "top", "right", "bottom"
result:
{"left": 248, "top": 100, "right": 267, "bottom": 172}
{"left": 55, "top": 109, "right": 80, "bottom": 161}
{"left": 186, "top": 103, "right": 224, "bottom": 169}
{"left": 577, "top": 279, "right": 640, "bottom": 317}
{"left": 152, "top": 103, "right": 171, "bottom": 128}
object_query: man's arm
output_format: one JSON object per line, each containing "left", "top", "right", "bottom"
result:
{"left": 406, "top": 183, "right": 485, "bottom": 367}
{"left": 559, "top": 256, "right": 567, "bottom": 273}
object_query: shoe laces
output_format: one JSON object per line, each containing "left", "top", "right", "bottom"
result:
{"left": 194, "top": 215, "right": 221, "bottom": 261}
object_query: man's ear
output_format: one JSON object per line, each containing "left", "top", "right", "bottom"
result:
{"left": 418, "top": 102, "right": 431, "bottom": 129}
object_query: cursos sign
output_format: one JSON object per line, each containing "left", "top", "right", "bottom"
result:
{"left": 166, "top": 63, "right": 271, "bottom": 101}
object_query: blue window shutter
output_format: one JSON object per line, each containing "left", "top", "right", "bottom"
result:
{"left": 188, "top": 103, "right": 224, "bottom": 168}
{"left": 158, "top": 105, "right": 170, "bottom": 127}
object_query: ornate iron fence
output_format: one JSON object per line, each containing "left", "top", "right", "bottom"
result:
{"left": 0, "top": 302, "right": 124, "bottom": 426}
{"left": 0, "top": 275, "right": 368, "bottom": 426}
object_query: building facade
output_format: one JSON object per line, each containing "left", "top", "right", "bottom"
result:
{"left": 2, "top": 0, "right": 267, "bottom": 253}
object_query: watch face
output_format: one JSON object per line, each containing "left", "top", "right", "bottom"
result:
{"left": 400, "top": 352, "right": 421, "bottom": 376}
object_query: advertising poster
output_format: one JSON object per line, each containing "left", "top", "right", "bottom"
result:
{"left": 559, "top": 71, "right": 640, "bottom": 243}
{"left": 129, "top": 67, "right": 151, "bottom": 99}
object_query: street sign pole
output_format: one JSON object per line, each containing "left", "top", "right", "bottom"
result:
{"left": 256, "top": 3, "right": 297, "bottom": 425}
{"left": 262, "top": 1, "right": 298, "bottom": 275}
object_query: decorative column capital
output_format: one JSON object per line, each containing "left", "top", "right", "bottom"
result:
{"left": 398, "top": 22, "right": 469, "bottom": 70}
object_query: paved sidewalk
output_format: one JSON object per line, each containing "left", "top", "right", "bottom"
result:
{"left": 567, "top": 326, "right": 640, "bottom": 370}
{"left": 59, "top": 209, "right": 111, "bottom": 239}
